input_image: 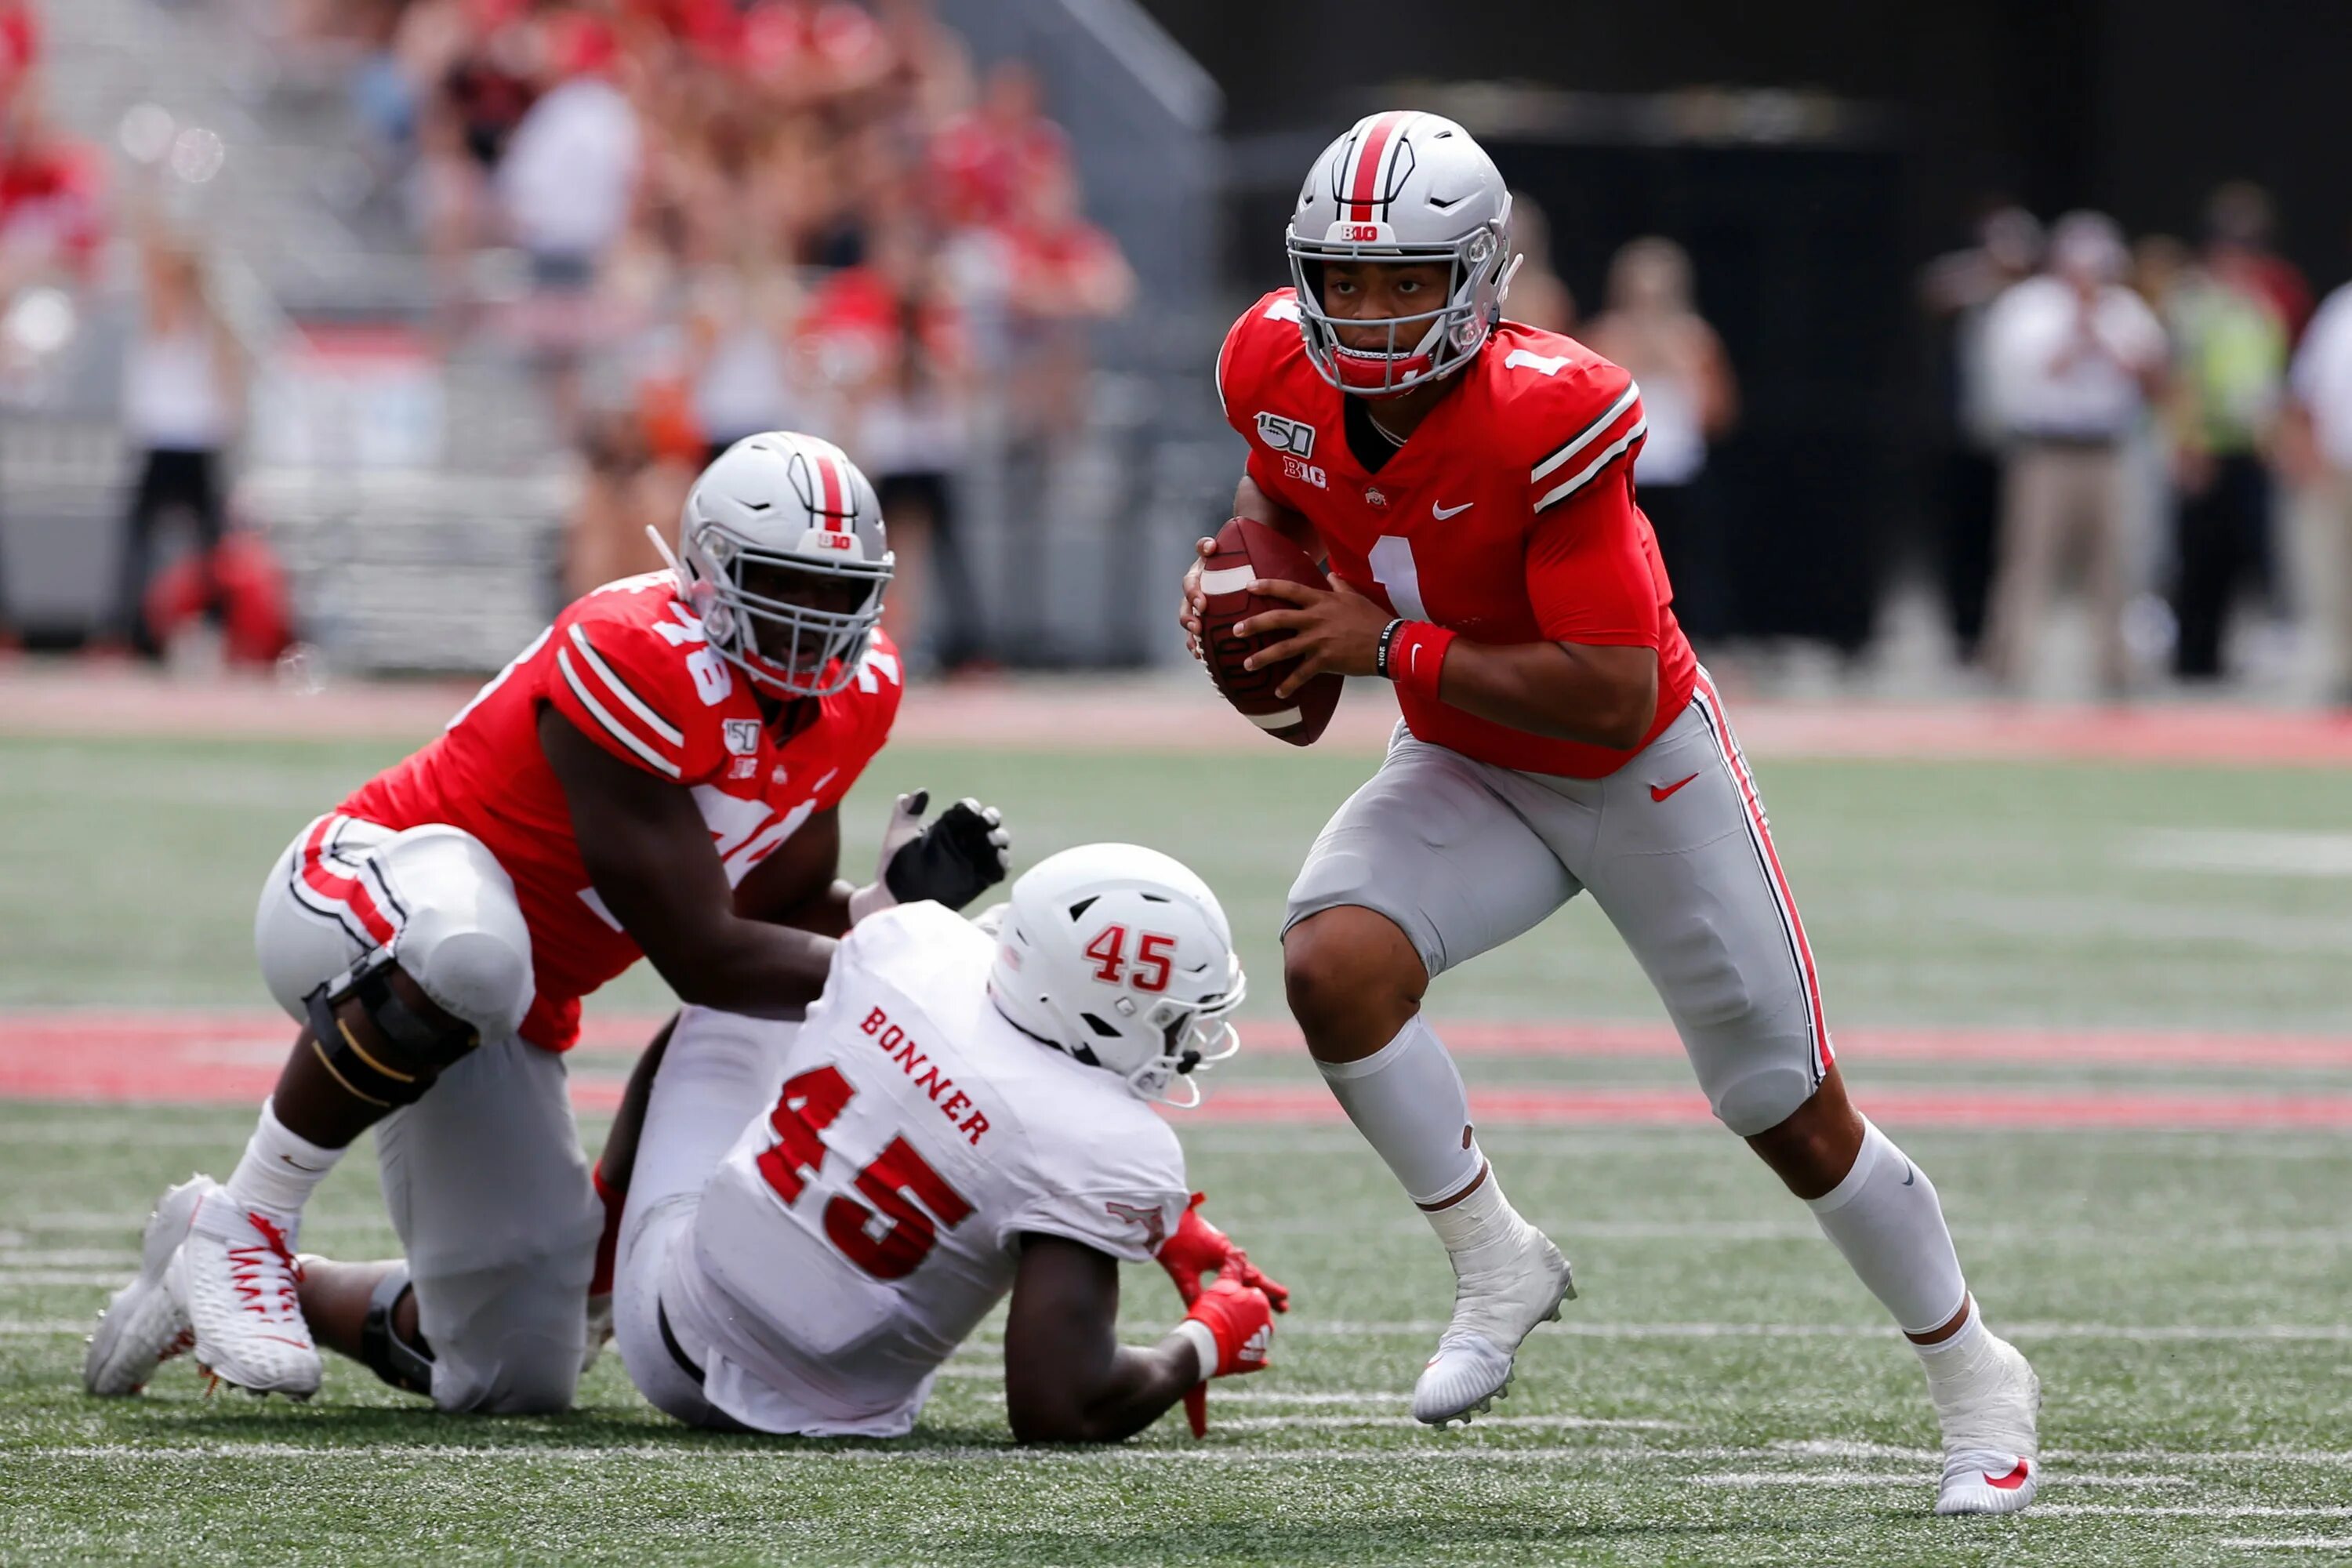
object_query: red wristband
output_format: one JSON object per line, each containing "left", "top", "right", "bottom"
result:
{"left": 1385, "top": 621, "right": 1457, "bottom": 703}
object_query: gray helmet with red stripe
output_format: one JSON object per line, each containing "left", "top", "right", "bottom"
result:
{"left": 1286, "top": 111, "right": 1517, "bottom": 397}
{"left": 676, "top": 431, "right": 892, "bottom": 698}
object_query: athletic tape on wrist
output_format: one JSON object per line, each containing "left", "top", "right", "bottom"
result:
{"left": 1172, "top": 1316, "right": 1220, "bottom": 1384}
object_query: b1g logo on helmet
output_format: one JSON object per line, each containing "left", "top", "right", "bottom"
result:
{"left": 1255, "top": 411, "right": 1316, "bottom": 459}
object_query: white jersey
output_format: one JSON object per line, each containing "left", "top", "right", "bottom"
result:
{"left": 679, "top": 901, "right": 1190, "bottom": 1436}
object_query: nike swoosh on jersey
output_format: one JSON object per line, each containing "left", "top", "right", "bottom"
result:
{"left": 1432, "top": 499, "right": 1475, "bottom": 520}
{"left": 1649, "top": 772, "right": 1700, "bottom": 803}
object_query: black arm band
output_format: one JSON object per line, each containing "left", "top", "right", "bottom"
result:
{"left": 1374, "top": 619, "right": 1406, "bottom": 679}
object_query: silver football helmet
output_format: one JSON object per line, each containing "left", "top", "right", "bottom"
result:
{"left": 987, "top": 844, "right": 1245, "bottom": 1109}
{"left": 1285, "top": 111, "right": 1518, "bottom": 397}
{"left": 673, "top": 432, "right": 892, "bottom": 698}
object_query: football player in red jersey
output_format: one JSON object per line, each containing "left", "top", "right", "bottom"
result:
{"left": 1181, "top": 113, "right": 2040, "bottom": 1515}
{"left": 84, "top": 433, "right": 1009, "bottom": 1416}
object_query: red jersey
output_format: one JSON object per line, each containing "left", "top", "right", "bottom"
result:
{"left": 1218, "top": 289, "right": 1697, "bottom": 779}
{"left": 342, "top": 572, "right": 902, "bottom": 1051}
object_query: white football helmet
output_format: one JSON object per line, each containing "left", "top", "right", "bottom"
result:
{"left": 673, "top": 432, "right": 892, "bottom": 698}
{"left": 987, "top": 844, "right": 1245, "bottom": 1109}
{"left": 1286, "top": 111, "right": 1517, "bottom": 397}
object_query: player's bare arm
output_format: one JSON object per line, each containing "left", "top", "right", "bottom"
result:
{"left": 542, "top": 704, "right": 836, "bottom": 1016}
{"left": 1003, "top": 1236, "right": 1207, "bottom": 1443}
{"left": 1236, "top": 579, "right": 1660, "bottom": 749}
{"left": 1004, "top": 1232, "right": 1279, "bottom": 1444}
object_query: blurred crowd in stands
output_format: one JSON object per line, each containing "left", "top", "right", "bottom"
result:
{"left": 1922, "top": 183, "right": 2352, "bottom": 701}
{"left": 12, "top": 0, "right": 2352, "bottom": 702}
{"left": 285, "top": 0, "right": 1131, "bottom": 673}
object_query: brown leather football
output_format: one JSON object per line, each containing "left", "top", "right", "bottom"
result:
{"left": 1199, "top": 516, "right": 1343, "bottom": 747}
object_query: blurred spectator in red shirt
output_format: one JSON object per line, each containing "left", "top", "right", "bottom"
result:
{"left": 0, "top": 85, "right": 103, "bottom": 292}
{"left": 0, "top": 0, "right": 40, "bottom": 103}
{"left": 802, "top": 218, "right": 979, "bottom": 669}
{"left": 2206, "top": 180, "right": 2313, "bottom": 343}
{"left": 738, "top": 0, "right": 894, "bottom": 105}
{"left": 995, "top": 161, "right": 1131, "bottom": 439}
{"left": 929, "top": 60, "right": 1068, "bottom": 230}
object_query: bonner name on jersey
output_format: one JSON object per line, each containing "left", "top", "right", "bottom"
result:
{"left": 858, "top": 1004, "right": 992, "bottom": 1147}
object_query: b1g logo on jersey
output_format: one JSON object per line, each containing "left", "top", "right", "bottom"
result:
{"left": 1255, "top": 411, "right": 1316, "bottom": 459}
{"left": 1283, "top": 454, "right": 1327, "bottom": 490}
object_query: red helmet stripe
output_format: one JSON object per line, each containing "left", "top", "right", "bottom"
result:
{"left": 1346, "top": 112, "right": 1408, "bottom": 223}
{"left": 814, "top": 452, "right": 847, "bottom": 525}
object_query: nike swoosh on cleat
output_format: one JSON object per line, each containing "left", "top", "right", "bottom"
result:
{"left": 1902, "top": 1163, "right": 1916, "bottom": 1186}
{"left": 1649, "top": 772, "right": 1700, "bottom": 803}
{"left": 1983, "top": 1461, "right": 2031, "bottom": 1490}
{"left": 256, "top": 1335, "right": 311, "bottom": 1348}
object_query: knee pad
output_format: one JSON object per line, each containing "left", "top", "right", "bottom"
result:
{"left": 305, "top": 953, "right": 484, "bottom": 1109}
{"left": 373, "top": 826, "right": 534, "bottom": 1036}
{"left": 361, "top": 1264, "right": 436, "bottom": 1397}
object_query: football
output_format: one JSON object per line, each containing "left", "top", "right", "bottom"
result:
{"left": 1197, "top": 515, "right": 1344, "bottom": 747}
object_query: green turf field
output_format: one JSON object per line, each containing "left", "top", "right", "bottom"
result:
{"left": 4, "top": 733, "right": 2351, "bottom": 1565}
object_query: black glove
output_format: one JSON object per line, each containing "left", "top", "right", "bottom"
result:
{"left": 881, "top": 793, "right": 1011, "bottom": 912}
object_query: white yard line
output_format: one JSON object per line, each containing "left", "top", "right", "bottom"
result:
{"left": 2041, "top": 1504, "right": 2352, "bottom": 1519}
{"left": 1690, "top": 1472, "right": 2187, "bottom": 1489}
{"left": 16, "top": 1442, "right": 2352, "bottom": 1474}
{"left": 1276, "top": 1320, "right": 2352, "bottom": 1342}
{"left": 1212, "top": 1415, "right": 1688, "bottom": 1432}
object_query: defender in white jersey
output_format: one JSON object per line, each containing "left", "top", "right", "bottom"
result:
{"left": 604, "top": 845, "right": 1289, "bottom": 1439}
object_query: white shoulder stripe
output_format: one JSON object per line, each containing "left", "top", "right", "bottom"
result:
{"left": 567, "top": 623, "right": 684, "bottom": 746}
{"left": 557, "top": 648, "right": 684, "bottom": 778}
{"left": 1530, "top": 381, "right": 1642, "bottom": 483}
{"left": 1533, "top": 419, "right": 1648, "bottom": 513}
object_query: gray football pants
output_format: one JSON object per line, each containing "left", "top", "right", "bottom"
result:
{"left": 1285, "top": 676, "right": 1832, "bottom": 1136}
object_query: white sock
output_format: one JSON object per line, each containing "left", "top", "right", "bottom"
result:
{"left": 1914, "top": 1296, "right": 1991, "bottom": 1386}
{"left": 223, "top": 1098, "right": 346, "bottom": 1221}
{"left": 1316, "top": 1014, "right": 1486, "bottom": 1207}
{"left": 1803, "top": 1119, "right": 1968, "bottom": 1336}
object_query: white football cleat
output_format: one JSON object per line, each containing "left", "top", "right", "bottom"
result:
{"left": 1932, "top": 1332, "right": 2042, "bottom": 1515}
{"left": 82, "top": 1177, "right": 205, "bottom": 1396}
{"left": 1412, "top": 1220, "right": 1574, "bottom": 1426}
{"left": 177, "top": 1180, "right": 321, "bottom": 1399}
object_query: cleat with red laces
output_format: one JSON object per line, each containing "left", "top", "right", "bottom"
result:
{"left": 176, "top": 1179, "right": 321, "bottom": 1399}
{"left": 1931, "top": 1332, "right": 2042, "bottom": 1515}
{"left": 83, "top": 1177, "right": 206, "bottom": 1396}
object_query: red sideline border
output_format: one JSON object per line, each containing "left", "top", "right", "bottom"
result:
{"left": 8, "top": 1011, "right": 2352, "bottom": 1129}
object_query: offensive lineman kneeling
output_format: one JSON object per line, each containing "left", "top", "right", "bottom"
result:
{"left": 604, "top": 845, "right": 1287, "bottom": 1439}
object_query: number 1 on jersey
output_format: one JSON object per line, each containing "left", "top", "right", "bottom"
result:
{"left": 1367, "top": 535, "right": 1428, "bottom": 620}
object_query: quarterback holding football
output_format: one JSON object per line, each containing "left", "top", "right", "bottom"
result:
{"left": 1180, "top": 111, "right": 2040, "bottom": 1515}
{"left": 85, "top": 433, "right": 1009, "bottom": 1415}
